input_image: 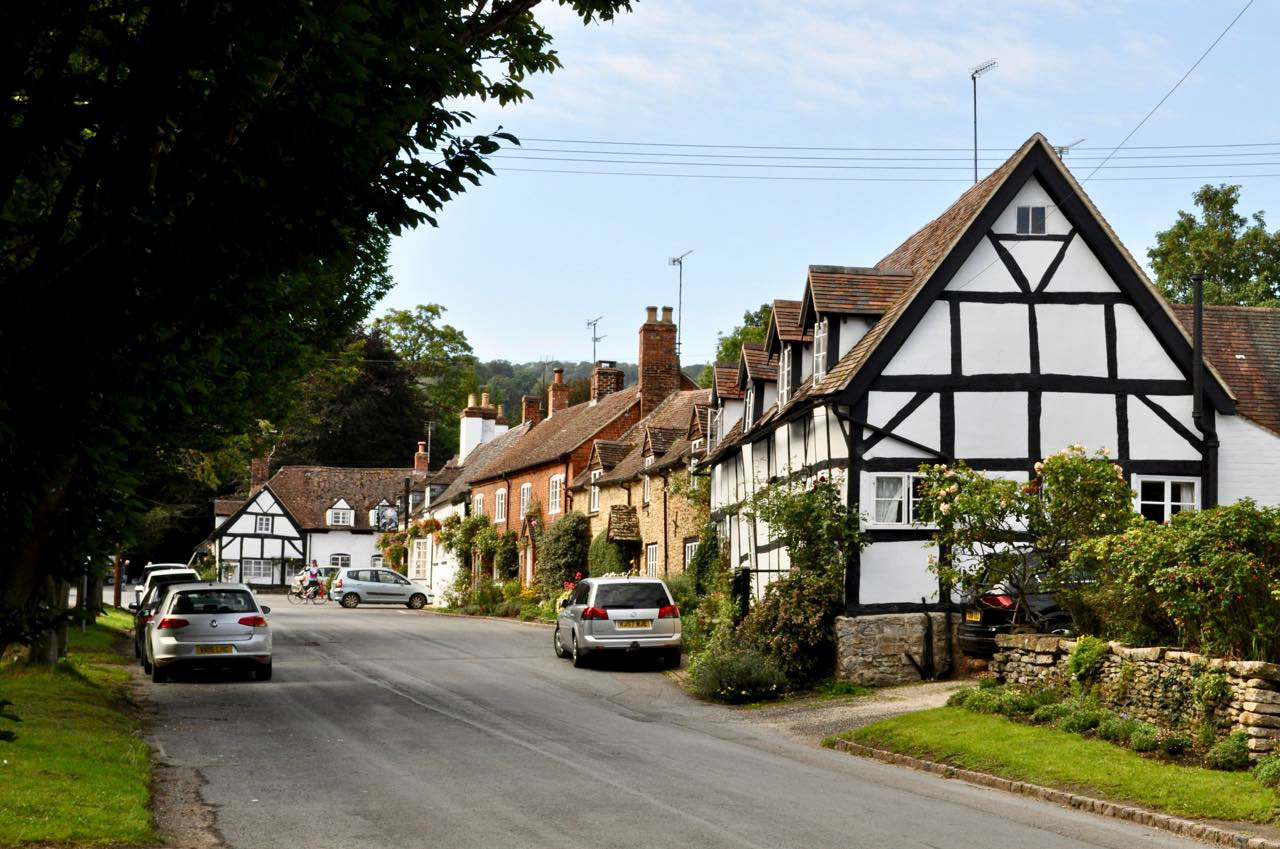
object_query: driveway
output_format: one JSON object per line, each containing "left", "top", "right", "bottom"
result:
{"left": 141, "top": 602, "right": 1204, "bottom": 849}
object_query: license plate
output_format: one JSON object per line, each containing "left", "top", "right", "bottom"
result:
{"left": 616, "top": 620, "right": 652, "bottom": 629}
{"left": 965, "top": 610, "right": 982, "bottom": 623}
{"left": 195, "top": 645, "right": 234, "bottom": 655}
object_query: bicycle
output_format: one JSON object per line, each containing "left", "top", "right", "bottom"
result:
{"left": 287, "top": 583, "right": 329, "bottom": 605}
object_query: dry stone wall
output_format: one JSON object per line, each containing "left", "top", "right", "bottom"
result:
{"left": 992, "top": 634, "right": 1280, "bottom": 761}
{"left": 835, "top": 613, "right": 960, "bottom": 686}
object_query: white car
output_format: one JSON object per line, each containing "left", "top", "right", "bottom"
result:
{"left": 133, "top": 566, "right": 199, "bottom": 606}
{"left": 143, "top": 582, "right": 272, "bottom": 682}
{"left": 330, "top": 568, "right": 432, "bottom": 609}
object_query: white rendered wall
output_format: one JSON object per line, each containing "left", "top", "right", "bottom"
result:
{"left": 1037, "top": 305, "right": 1109, "bottom": 376}
{"left": 955, "top": 392, "right": 1027, "bottom": 457}
{"left": 1127, "top": 395, "right": 1201, "bottom": 461}
{"left": 945, "top": 236, "right": 1020, "bottom": 293}
{"left": 1041, "top": 392, "right": 1118, "bottom": 456}
{"left": 309, "top": 531, "right": 380, "bottom": 572}
{"left": 991, "top": 178, "right": 1071, "bottom": 235}
{"left": 959, "top": 303, "right": 1030, "bottom": 373}
{"left": 1218, "top": 415, "right": 1280, "bottom": 506}
{"left": 1046, "top": 237, "right": 1121, "bottom": 293}
{"left": 883, "top": 302, "right": 951, "bottom": 374}
{"left": 859, "top": 540, "right": 940, "bottom": 605}
{"left": 222, "top": 490, "right": 295, "bottom": 537}
{"left": 838, "top": 317, "right": 873, "bottom": 358}
{"left": 459, "top": 415, "right": 485, "bottom": 460}
{"left": 801, "top": 344, "right": 814, "bottom": 381}
{"left": 1113, "top": 305, "right": 1184, "bottom": 380}
{"left": 864, "top": 391, "right": 941, "bottom": 457}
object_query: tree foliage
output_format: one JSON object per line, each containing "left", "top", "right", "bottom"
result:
{"left": 535, "top": 512, "right": 590, "bottom": 598}
{"left": 587, "top": 530, "right": 630, "bottom": 575}
{"left": 0, "top": 0, "right": 630, "bottom": 647}
{"left": 1148, "top": 184, "right": 1280, "bottom": 306}
{"left": 701, "top": 303, "right": 772, "bottom": 387}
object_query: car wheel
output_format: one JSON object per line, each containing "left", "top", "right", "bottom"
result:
{"left": 142, "top": 653, "right": 153, "bottom": 675}
{"left": 341, "top": 593, "right": 360, "bottom": 609}
{"left": 151, "top": 662, "right": 168, "bottom": 684}
{"left": 571, "top": 632, "right": 587, "bottom": 668}
{"left": 553, "top": 625, "right": 570, "bottom": 658}
{"left": 256, "top": 661, "right": 273, "bottom": 681}
{"left": 663, "top": 648, "right": 681, "bottom": 669}
{"left": 408, "top": 594, "right": 427, "bottom": 610}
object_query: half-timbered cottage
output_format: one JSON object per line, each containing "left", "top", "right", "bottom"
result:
{"left": 705, "top": 132, "right": 1280, "bottom": 682}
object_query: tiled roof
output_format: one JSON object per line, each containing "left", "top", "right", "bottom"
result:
{"left": 741, "top": 343, "right": 777, "bottom": 383}
{"left": 477, "top": 386, "right": 641, "bottom": 479}
{"left": 214, "top": 498, "right": 244, "bottom": 516}
{"left": 1171, "top": 304, "right": 1280, "bottom": 435}
{"left": 427, "top": 424, "right": 532, "bottom": 510}
{"left": 596, "top": 390, "right": 710, "bottom": 485}
{"left": 771, "top": 299, "right": 810, "bottom": 343}
{"left": 265, "top": 466, "right": 427, "bottom": 530}
{"left": 607, "top": 505, "right": 640, "bottom": 543}
{"left": 703, "top": 417, "right": 744, "bottom": 465}
{"left": 714, "top": 364, "right": 744, "bottom": 400}
{"left": 645, "top": 426, "right": 684, "bottom": 457}
{"left": 569, "top": 439, "right": 634, "bottom": 489}
{"left": 807, "top": 266, "right": 912, "bottom": 316}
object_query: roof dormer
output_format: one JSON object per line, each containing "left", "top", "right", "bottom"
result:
{"left": 327, "top": 498, "right": 355, "bottom": 527}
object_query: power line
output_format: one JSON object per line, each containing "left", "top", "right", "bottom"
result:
{"left": 490, "top": 153, "right": 1280, "bottom": 171}
{"left": 518, "top": 137, "right": 1280, "bottom": 153}
{"left": 495, "top": 166, "right": 1280, "bottom": 183}
{"left": 508, "top": 146, "right": 1280, "bottom": 163}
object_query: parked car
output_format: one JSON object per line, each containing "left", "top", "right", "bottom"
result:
{"left": 331, "top": 568, "right": 431, "bottom": 609}
{"left": 132, "top": 565, "right": 198, "bottom": 606}
{"left": 129, "top": 581, "right": 183, "bottom": 660}
{"left": 142, "top": 582, "right": 272, "bottom": 682}
{"left": 554, "top": 576, "right": 681, "bottom": 668}
{"left": 957, "top": 589, "right": 1073, "bottom": 657}
{"left": 290, "top": 565, "right": 340, "bottom": 591}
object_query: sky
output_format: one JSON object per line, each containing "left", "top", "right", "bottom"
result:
{"left": 386, "top": 0, "right": 1280, "bottom": 367}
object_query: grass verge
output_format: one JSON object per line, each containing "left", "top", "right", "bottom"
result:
{"left": 738, "top": 679, "right": 874, "bottom": 710}
{"left": 0, "top": 608, "right": 156, "bottom": 846}
{"left": 831, "top": 707, "right": 1280, "bottom": 824}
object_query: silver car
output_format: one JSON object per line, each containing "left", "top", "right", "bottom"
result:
{"left": 331, "top": 568, "right": 431, "bottom": 609}
{"left": 143, "top": 582, "right": 272, "bottom": 682}
{"left": 554, "top": 577, "right": 681, "bottom": 668}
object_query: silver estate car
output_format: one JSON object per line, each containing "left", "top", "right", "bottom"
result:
{"left": 331, "top": 567, "right": 432, "bottom": 609}
{"left": 143, "top": 582, "right": 272, "bottom": 682}
{"left": 554, "top": 576, "right": 681, "bottom": 668}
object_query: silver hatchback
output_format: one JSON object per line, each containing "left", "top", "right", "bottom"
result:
{"left": 554, "top": 577, "right": 681, "bottom": 668}
{"left": 143, "top": 582, "right": 272, "bottom": 682}
{"left": 331, "top": 568, "right": 431, "bottom": 609}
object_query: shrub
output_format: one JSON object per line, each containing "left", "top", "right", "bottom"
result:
{"left": 1206, "top": 732, "right": 1251, "bottom": 771}
{"left": 587, "top": 530, "right": 631, "bottom": 577}
{"left": 1098, "top": 715, "right": 1139, "bottom": 743}
{"left": 1067, "top": 635, "right": 1109, "bottom": 684}
{"left": 1058, "top": 708, "right": 1103, "bottom": 734}
{"left": 665, "top": 571, "right": 698, "bottom": 620}
{"left": 947, "top": 688, "right": 975, "bottom": 708}
{"left": 1252, "top": 753, "right": 1280, "bottom": 788}
{"left": 535, "top": 512, "right": 591, "bottom": 599}
{"left": 1160, "top": 732, "right": 1192, "bottom": 756}
{"left": 687, "top": 644, "right": 788, "bottom": 704}
{"left": 1031, "top": 686, "right": 1064, "bottom": 707}
{"left": 493, "top": 532, "right": 520, "bottom": 580}
{"left": 736, "top": 564, "right": 844, "bottom": 686}
{"left": 1031, "top": 703, "right": 1072, "bottom": 724}
{"left": 497, "top": 599, "right": 524, "bottom": 618}
{"left": 1128, "top": 724, "right": 1159, "bottom": 752}
{"left": 502, "top": 579, "right": 522, "bottom": 601}
{"left": 995, "top": 688, "right": 1039, "bottom": 717}
{"left": 471, "top": 579, "right": 503, "bottom": 613}
{"left": 977, "top": 675, "right": 1000, "bottom": 689}
{"left": 517, "top": 605, "right": 539, "bottom": 622}
{"left": 685, "top": 523, "right": 721, "bottom": 594}
{"left": 962, "top": 688, "right": 1004, "bottom": 714}
{"left": 1194, "top": 671, "right": 1231, "bottom": 714}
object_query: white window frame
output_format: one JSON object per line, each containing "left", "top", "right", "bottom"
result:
{"left": 684, "top": 538, "right": 698, "bottom": 566}
{"left": 867, "top": 473, "right": 926, "bottom": 527}
{"left": 410, "top": 539, "right": 429, "bottom": 579}
{"left": 589, "top": 469, "right": 602, "bottom": 513}
{"left": 328, "top": 508, "right": 354, "bottom": 526}
{"left": 778, "top": 345, "right": 792, "bottom": 405}
{"left": 643, "top": 455, "right": 655, "bottom": 504}
{"left": 1016, "top": 205, "right": 1047, "bottom": 235}
{"left": 646, "top": 543, "right": 658, "bottom": 577}
{"left": 329, "top": 553, "right": 351, "bottom": 569}
{"left": 371, "top": 554, "right": 383, "bottom": 568}
{"left": 473, "top": 493, "right": 484, "bottom": 517}
{"left": 744, "top": 385, "right": 755, "bottom": 429}
{"left": 1133, "top": 475, "right": 1200, "bottom": 524}
{"left": 520, "top": 482, "right": 532, "bottom": 517}
{"left": 242, "top": 558, "right": 273, "bottom": 581}
{"left": 549, "top": 475, "right": 564, "bottom": 514}
{"left": 494, "top": 488, "right": 507, "bottom": 522}
{"left": 254, "top": 515, "right": 273, "bottom": 534}
{"left": 691, "top": 438, "right": 703, "bottom": 453}
{"left": 813, "top": 318, "right": 829, "bottom": 384}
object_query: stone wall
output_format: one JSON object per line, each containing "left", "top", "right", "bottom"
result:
{"left": 836, "top": 613, "right": 960, "bottom": 686}
{"left": 992, "top": 634, "right": 1280, "bottom": 761}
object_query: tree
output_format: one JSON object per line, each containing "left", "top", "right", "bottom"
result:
{"left": 535, "top": 512, "right": 590, "bottom": 598}
{"left": 701, "top": 304, "right": 772, "bottom": 387}
{"left": 0, "top": 0, "right": 631, "bottom": 652}
{"left": 1148, "top": 184, "right": 1280, "bottom": 306}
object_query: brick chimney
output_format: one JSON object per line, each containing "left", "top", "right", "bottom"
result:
{"left": 414, "top": 441, "right": 429, "bottom": 471}
{"left": 250, "top": 457, "right": 269, "bottom": 491}
{"left": 548, "top": 367, "right": 570, "bottom": 416}
{"left": 638, "top": 305, "right": 680, "bottom": 416}
{"left": 522, "top": 394, "right": 543, "bottom": 425}
{"left": 591, "top": 360, "right": 625, "bottom": 402}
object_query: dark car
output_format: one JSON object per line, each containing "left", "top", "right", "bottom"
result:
{"left": 957, "top": 590, "right": 1073, "bottom": 657}
{"left": 129, "top": 577, "right": 194, "bottom": 660}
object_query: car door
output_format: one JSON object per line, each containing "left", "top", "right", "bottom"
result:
{"left": 565, "top": 581, "right": 591, "bottom": 638}
{"left": 378, "top": 570, "right": 413, "bottom": 602}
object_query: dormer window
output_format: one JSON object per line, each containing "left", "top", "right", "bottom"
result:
{"left": 813, "top": 319, "right": 829, "bottom": 384}
{"left": 744, "top": 385, "right": 755, "bottom": 428}
{"left": 643, "top": 455, "right": 655, "bottom": 504}
{"left": 691, "top": 438, "right": 704, "bottom": 453}
{"left": 1016, "top": 205, "right": 1046, "bottom": 235}
{"left": 328, "top": 508, "right": 353, "bottom": 526}
{"left": 589, "top": 469, "right": 603, "bottom": 513}
{"left": 778, "top": 345, "right": 792, "bottom": 405}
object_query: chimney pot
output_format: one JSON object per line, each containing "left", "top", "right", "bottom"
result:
{"left": 661, "top": 306, "right": 673, "bottom": 323}
{"left": 646, "top": 305, "right": 658, "bottom": 322}
{"left": 553, "top": 368, "right": 564, "bottom": 384}
{"left": 414, "top": 441, "right": 429, "bottom": 471}
{"left": 467, "top": 392, "right": 477, "bottom": 408}
{"left": 480, "top": 391, "right": 490, "bottom": 407}
{"left": 521, "top": 395, "right": 543, "bottom": 425}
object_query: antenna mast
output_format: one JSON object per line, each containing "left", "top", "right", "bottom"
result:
{"left": 586, "top": 316, "right": 606, "bottom": 363}
{"left": 668, "top": 250, "right": 693, "bottom": 356}
{"left": 969, "top": 59, "right": 997, "bottom": 184}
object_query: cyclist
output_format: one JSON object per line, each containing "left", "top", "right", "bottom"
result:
{"left": 303, "top": 561, "right": 324, "bottom": 599}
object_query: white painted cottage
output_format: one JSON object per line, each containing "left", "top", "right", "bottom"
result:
{"left": 705, "top": 133, "right": 1280, "bottom": 619}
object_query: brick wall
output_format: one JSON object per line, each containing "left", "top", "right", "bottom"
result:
{"left": 638, "top": 306, "right": 680, "bottom": 417}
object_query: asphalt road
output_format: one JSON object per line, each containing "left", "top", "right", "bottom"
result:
{"left": 141, "top": 602, "right": 1203, "bottom": 849}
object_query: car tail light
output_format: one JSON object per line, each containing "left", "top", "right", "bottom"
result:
{"left": 657, "top": 604, "right": 679, "bottom": 619}
{"left": 980, "top": 594, "right": 1015, "bottom": 609}
{"left": 582, "top": 606, "right": 609, "bottom": 620}
{"left": 157, "top": 617, "right": 189, "bottom": 630}
{"left": 238, "top": 615, "right": 268, "bottom": 627}
{"left": 334, "top": 578, "right": 343, "bottom": 589}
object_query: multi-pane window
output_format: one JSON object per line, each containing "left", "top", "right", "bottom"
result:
{"left": 778, "top": 345, "right": 792, "bottom": 405}
{"left": 495, "top": 488, "right": 506, "bottom": 522}
{"left": 646, "top": 543, "right": 658, "bottom": 577}
{"left": 329, "top": 553, "right": 351, "bottom": 569}
{"left": 872, "top": 474, "right": 925, "bottom": 525}
{"left": 684, "top": 538, "right": 698, "bottom": 567}
{"left": 329, "top": 508, "right": 353, "bottom": 526}
{"left": 1136, "top": 477, "right": 1199, "bottom": 523}
{"left": 520, "top": 483, "right": 532, "bottom": 517}
{"left": 589, "top": 469, "right": 602, "bottom": 513}
{"left": 473, "top": 493, "right": 484, "bottom": 516}
{"left": 1016, "top": 205, "right": 1047, "bottom": 235}
{"left": 371, "top": 554, "right": 383, "bottom": 568}
{"left": 643, "top": 456, "right": 654, "bottom": 504}
{"left": 813, "top": 319, "right": 829, "bottom": 384}
{"left": 744, "top": 386, "right": 755, "bottom": 428}
{"left": 691, "top": 438, "right": 703, "bottom": 453}
{"left": 242, "top": 559, "right": 273, "bottom": 581}
{"left": 255, "top": 515, "right": 273, "bottom": 534}
{"left": 549, "top": 475, "right": 564, "bottom": 514}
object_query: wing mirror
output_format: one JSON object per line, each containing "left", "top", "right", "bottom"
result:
{"left": 127, "top": 602, "right": 138, "bottom": 612}
{"left": 559, "top": 598, "right": 571, "bottom": 609}
{"left": 261, "top": 606, "right": 271, "bottom": 615}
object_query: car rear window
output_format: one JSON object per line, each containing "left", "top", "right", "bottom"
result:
{"left": 151, "top": 572, "right": 198, "bottom": 586}
{"left": 171, "top": 590, "right": 257, "bottom": 615}
{"left": 593, "top": 583, "right": 669, "bottom": 609}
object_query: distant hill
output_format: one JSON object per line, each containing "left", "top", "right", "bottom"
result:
{"left": 475, "top": 360, "right": 707, "bottom": 410}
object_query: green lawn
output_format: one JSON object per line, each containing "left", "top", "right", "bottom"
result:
{"left": 0, "top": 608, "right": 156, "bottom": 846}
{"left": 832, "top": 707, "right": 1280, "bottom": 824}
